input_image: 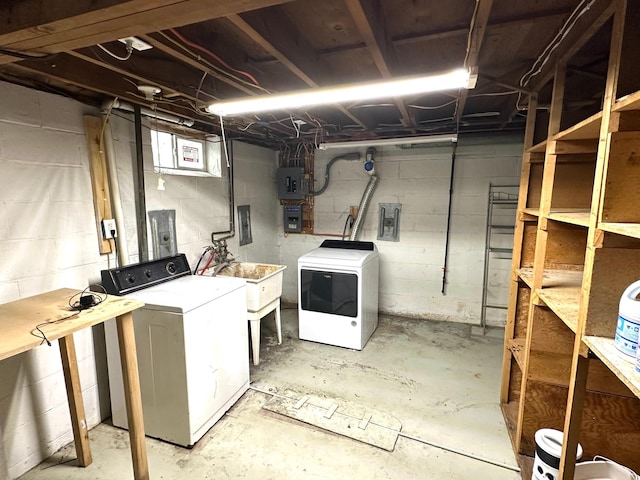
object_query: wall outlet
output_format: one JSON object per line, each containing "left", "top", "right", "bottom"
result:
{"left": 101, "top": 219, "right": 117, "bottom": 239}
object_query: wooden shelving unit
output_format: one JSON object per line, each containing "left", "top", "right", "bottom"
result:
{"left": 500, "top": 2, "right": 640, "bottom": 478}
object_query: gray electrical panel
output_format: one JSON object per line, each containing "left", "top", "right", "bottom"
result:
{"left": 283, "top": 205, "right": 302, "bottom": 232}
{"left": 149, "top": 209, "right": 177, "bottom": 258}
{"left": 378, "top": 203, "right": 401, "bottom": 242}
{"left": 238, "top": 205, "right": 252, "bottom": 246}
{"left": 277, "top": 167, "right": 308, "bottom": 199}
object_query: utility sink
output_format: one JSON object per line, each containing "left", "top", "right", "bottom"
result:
{"left": 216, "top": 263, "right": 286, "bottom": 312}
{"left": 216, "top": 262, "right": 286, "bottom": 365}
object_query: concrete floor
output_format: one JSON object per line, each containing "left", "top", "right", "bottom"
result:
{"left": 20, "top": 310, "right": 520, "bottom": 480}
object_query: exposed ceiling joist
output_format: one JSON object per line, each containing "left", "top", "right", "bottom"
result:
{"left": 530, "top": 0, "right": 616, "bottom": 91}
{"left": 455, "top": 0, "right": 494, "bottom": 124}
{"left": 344, "top": 0, "right": 415, "bottom": 130}
{"left": 7, "top": 57, "right": 216, "bottom": 127}
{"left": 0, "top": 0, "right": 295, "bottom": 65}
{"left": 226, "top": 10, "right": 369, "bottom": 129}
{"left": 140, "top": 33, "right": 258, "bottom": 96}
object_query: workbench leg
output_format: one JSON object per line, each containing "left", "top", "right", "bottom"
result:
{"left": 116, "top": 312, "right": 149, "bottom": 480}
{"left": 59, "top": 334, "right": 92, "bottom": 467}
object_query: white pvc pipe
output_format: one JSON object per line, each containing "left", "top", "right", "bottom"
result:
{"left": 102, "top": 117, "right": 130, "bottom": 266}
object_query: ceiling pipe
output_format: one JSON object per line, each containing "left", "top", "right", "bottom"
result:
{"left": 102, "top": 99, "right": 195, "bottom": 127}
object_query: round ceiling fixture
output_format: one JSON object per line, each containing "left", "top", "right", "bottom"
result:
{"left": 138, "top": 85, "right": 161, "bottom": 100}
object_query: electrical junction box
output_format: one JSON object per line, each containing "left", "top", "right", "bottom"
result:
{"left": 283, "top": 205, "right": 302, "bottom": 233}
{"left": 378, "top": 203, "right": 402, "bottom": 241}
{"left": 277, "top": 167, "right": 308, "bottom": 199}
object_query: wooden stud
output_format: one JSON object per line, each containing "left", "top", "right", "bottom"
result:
{"left": 501, "top": 93, "right": 538, "bottom": 404}
{"left": 83, "top": 115, "right": 113, "bottom": 254}
{"left": 0, "top": 0, "right": 297, "bottom": 63}
{"left": 59, "top": 334, "right": 92, "bottom": 467}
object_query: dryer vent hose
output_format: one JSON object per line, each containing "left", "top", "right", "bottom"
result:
{"left": 349, "top": 175, "right": 379, "bottom": 241}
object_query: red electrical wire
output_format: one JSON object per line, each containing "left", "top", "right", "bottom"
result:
{"left": 199, "top": 251, "right": 216, "bottom": 275}
{"left": 169, "top": 28, "right": 261, "bottom": 87}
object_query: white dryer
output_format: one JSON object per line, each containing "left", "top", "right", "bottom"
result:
{"left": 298, "top": 240, "right": 379, "bottom": 350}
{"left": 102, "top": 255, "right": 249, "bottom": 447}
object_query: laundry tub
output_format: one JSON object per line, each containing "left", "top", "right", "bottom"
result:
{"left": 217, "top": 263, "right": 286, "bottom": 365}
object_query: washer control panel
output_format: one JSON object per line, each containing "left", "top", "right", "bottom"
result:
{"left": 101, "top": 254, "right": 191, "bottom": 295}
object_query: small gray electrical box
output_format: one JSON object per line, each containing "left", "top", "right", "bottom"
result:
{"left": 378, "top": 203, "right": 401, "bottom": 241}
{"left": 283, "top": 205, "right": 302, "bottom": 233}
{"left": 277, "top": 167, "right": 308, "bottom": 199}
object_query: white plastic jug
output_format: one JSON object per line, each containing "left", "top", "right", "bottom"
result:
{"left": 615, "top": 280, "right": 640, "bottom": 358}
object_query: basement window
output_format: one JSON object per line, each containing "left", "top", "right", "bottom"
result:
{"left": 151, "top": 130, "right": 222, "bottom": 177}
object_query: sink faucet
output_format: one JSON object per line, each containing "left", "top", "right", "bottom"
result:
{"left": 211, "top": 239, "right": 234, "bottom": 264}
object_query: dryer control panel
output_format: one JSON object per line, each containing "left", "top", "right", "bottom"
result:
{"left": 101, "top": 254, "right": 191, "bottom": 295}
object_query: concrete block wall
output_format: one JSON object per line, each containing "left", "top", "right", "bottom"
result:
{"left": 0, "top": 81, "right": 279, "bottom": 479}
{"left": 278, "top": 137, "right": 522, "bottom": 325}
{"left": 0, "top": 82, "right": 108, "bottom": 479}
{"left": 227, "top": 141, "right": 280, "bottom": 264}
{"left": 108, "top": 118, "right": 279, "bottom": 269}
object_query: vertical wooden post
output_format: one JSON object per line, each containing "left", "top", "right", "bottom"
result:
{"left": 116, "top": 312, "right": 149, "bottom": 480}
{"left": 59, "top": 334, "right": 92, "bottom": 467}
{"left": 515, "top": 63, "right": 567, "bottom": 453}
{"left": 559, "top": 1, "right": 627, "bottom": 479}
{"left": 84, "top": 115, "right": 114, "bottom": 254}
{"left": 500, "top": 92, "right": 538, "bottom": 404}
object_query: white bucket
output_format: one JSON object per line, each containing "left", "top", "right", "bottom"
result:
{"left": 533, "top": 429, "right": 583, "bottom": 480}
{"left": 615, "top": 280, "right": 640, "bottom": 359}
{"left": 575, "top": 456, "right": 638, "bottom": 480}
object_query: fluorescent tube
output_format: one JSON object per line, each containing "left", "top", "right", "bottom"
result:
{"left": 207, "top": 68, "right": 473, "bottom": 116}
{"left": 317, "top": 134, "right": 458, "bottom": 150}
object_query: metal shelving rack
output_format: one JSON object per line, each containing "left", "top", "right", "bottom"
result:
{"left": 480, "top": 184, "right": 518, "bottom": 334}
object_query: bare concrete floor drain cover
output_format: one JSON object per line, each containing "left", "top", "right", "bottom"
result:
{"left": 262, "top": 389, "right": 402, "bottom": 451}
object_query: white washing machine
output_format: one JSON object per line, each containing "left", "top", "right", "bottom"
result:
{"left": 298, "top": 240, "right": 379, "bottom": 350}
{"left": 102, "top": 255, "right": 249, "bottom": 447}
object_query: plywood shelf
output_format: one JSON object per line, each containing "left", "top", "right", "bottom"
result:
{"left": 554, "top": 111, "right": 603, "bottom": 141}
{"left": 614, "top": 90, "right": 640, "bottom": 112}
{"left": 528, "top": 140, "right": 547, "bottom": 153}
{"left": 599, "top": 222, "right": 640, "bottom": 239}
{"left": 547, "top": 209, "right": 591, "bottom": 227}
{"left": 517, "top": 267, "right": 534, "bottom": 287}
{"left": 536, "top": 270, "right": 583, "bottom": 334}
{"left": 521, "top": 207, "right": 540, "bottom": 218}
{"left": 583, "top": 336, "right": 640, "bottom": 399}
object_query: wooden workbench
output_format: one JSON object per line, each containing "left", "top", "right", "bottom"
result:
{"left": 0, "top": 288, "right": 149, "bottom": 479}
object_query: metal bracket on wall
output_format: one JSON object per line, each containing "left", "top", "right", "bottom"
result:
{"left": 238, "top": 205, "right": 252, "bottom": 246}
{"left": 377, "top": 203, "right": 401, "bottom": 242}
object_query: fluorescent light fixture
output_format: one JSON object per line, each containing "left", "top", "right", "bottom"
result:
{"left": 207, "top": 68, "right": 474, "bottom": 116}
{"left": 317, "top": 134, "right": 458, "bottom": 150}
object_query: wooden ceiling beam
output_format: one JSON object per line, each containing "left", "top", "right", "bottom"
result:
{"left": 530, "top": 0, "right": 617, "bottom": 91}
{"left": 139, "top": 33, "right": 258, "bottom": 96}
{"left": 344, "top": 0, "right": 414, "bottom": 129}
{"left": 226, "top": 9, "right": 369, "bottom": 129}
{"left": 0, "top": 0, "right": 295, "bottom": 65}
{"left": 68, "top": 49, "right": 294, "bottom": 138}
{"left": 455, "top": 0, "right": 494, "bottom": 125}
{"left": 7, "top": 58, "right": 217, "bottom": 127}
{"left": 68, "top": 49, "right": 215, "bottom": 103}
